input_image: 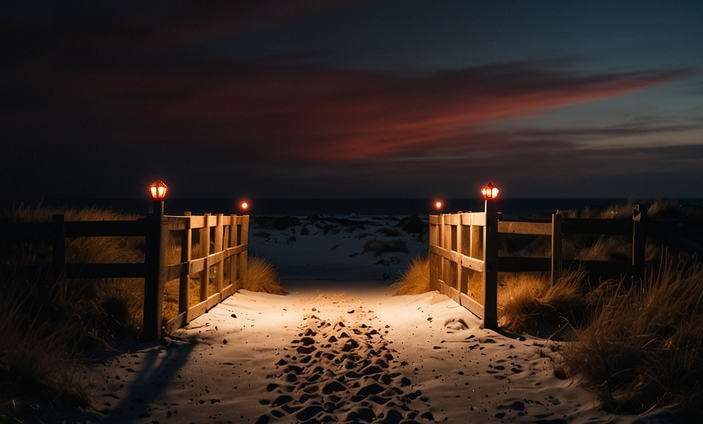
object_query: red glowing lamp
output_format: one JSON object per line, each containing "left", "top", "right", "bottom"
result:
{"left": 481, "top": 183, "right": 499, "bottom": 200}
{"left": 240, "top": 201, "right": 249, "bottom": 211}
{"left": 435, "top": 201, "right": 443, "bottom": 210}
{"left": 149, "top": 180, "right": 168, "bottom": 201}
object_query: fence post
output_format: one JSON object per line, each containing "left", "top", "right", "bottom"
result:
{"left": 482, "top": 200, "right": 499, "bottom": 330}
{"left": 179, "top": 212, "right": 192, "bottom": 315}
{"left": 52, "top": 214, "right": 66, "bottom": 281}
{"left": 143, "top": 200, "right": 167, "bottom": 340}
{"left": 632, "top": 204, "right": 648, "bottom": 283}
{"left": 458, "top": 213, "right": 469, "bottom": 295}
{"left": 551, "top": 212, "right": 562, "bottom": 286}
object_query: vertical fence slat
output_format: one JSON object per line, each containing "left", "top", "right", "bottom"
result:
{"left": 214, "top": 214, "right": 224, "bottom": 294}
{"left": 470, "top": 224, "right": 481, "bottom": 260}
{"left": 199, "top": 213, "right": 211, "bottom": 302}
{"left": 179, "top": 213, "right": 192, "bottom": 315}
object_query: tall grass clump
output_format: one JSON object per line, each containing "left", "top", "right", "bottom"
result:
{"left": 245, "top": 256, "right": 285, "bottom": 295}
{"left": 497, "top": 266, "right": 587, "bottom": 333}
{"left": 562, "top": 259, "right": 703, "bottom": 418}
{"left": 0, "top": 280, "right": 90, "bottom": 421}
{"left": 393, "top": 255, "right": 429, "bottom": 295}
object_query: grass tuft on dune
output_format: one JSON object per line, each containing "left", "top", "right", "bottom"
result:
{"left": 393, "top": 255, "right": 429, "bottom": 295}
{"left": 562, "top": 259, "right": 703, "bottom": 418}
{"left": 0, "top": 279, "right": 91, "bottom": 420}
{"left": 245, "top": 255, "right": 286, "bottom": 295}
{"left": 497, "top": 266, "right": 586, "bottom": 333}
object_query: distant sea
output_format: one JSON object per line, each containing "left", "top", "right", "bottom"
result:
{"left": 4, "top": 198, "right": 703, "bottom": 220}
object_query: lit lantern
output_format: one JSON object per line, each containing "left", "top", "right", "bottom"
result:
{"left": 149, "top": 180, "right": 168, "bottom": 201}
{"left": 481, "top": 182, "right": 499, "bottom": 200}
{"left": 435, "top": 201, "right": 443, "bottom": 210}
{"left": 241, "top": 201, "right": 249, "bottom": 211}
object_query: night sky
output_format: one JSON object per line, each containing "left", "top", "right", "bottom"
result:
{"left": 3, "top": 1, "right": 703, "bottom": 201}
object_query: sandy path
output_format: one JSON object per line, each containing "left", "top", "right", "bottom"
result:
{"left": 41, "top": 278, "right": 648, "bottom": 424}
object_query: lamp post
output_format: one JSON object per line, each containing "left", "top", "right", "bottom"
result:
{"left": 481, "top": 182, "right": 499, "bottom": 330}
{"left": 144, "top": 180, "right": 168, "bottom": 340}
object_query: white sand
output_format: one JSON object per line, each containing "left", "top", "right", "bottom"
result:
{"left": 45, "top": 216, "right": 671, "bottom": 424}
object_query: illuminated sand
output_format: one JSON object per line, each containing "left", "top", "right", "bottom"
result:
{"left": 59, "top": 287, "right": 652, "bottom": 424}
{"left": 51, "top": 216, "right": 664, "bottom": 423}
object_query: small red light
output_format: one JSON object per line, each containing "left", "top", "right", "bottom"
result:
{"left": 240, "top": 201, "right": 249, "bottom": 210}
{"left": 435, "top": 201, "right": 442, "bottom": 210}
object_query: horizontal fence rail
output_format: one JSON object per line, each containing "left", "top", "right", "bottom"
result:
{"left": 428, "top": 202, "right": 698, "bottom": 330}
{"left": 0, "top": 209, "right": 249, "bottom": 340}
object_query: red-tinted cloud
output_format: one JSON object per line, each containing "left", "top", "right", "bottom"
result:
{"left": 44, "top": 61, "right": 685, "bottom": 164}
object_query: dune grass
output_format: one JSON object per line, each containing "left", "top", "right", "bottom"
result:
{"left": 497, "top": 267, "right": 587, "bottom": 333}
{"left": 561, "top": 259, "right": 703, "bottom": 418}
{"left": 393, "top": 255, "right": 430, "bottom": 295}
{"left": 245, "top": 255, "right": 286, "bottom": 295}
{"left": 0, "top": 278, "right": 91, "bottom": 420}
{"left": 393, "top": 255, "right": 587, "bottom": 333}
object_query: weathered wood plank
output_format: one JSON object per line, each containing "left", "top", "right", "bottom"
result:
{"left": 437, "top": 279, "right": 461, "bottom": 304}
{"left": 460, "top": 255, "right": 484, "bottom": 272}
{"left": 446, "top": 214, "right": 460, "bottom": 226}
{"left": 498, "top": 220, "right": 551, "bottom": 235}
{"left": 164, "top": 312, "right": 188, "bottom": 335}
{"left": 206, "top": 292, "right": 222, "bottom": 310}
{"left": 188, "top": 300, "right": 208, "bottom": 322}
{"left": 460, "top": 293, "right": 484, "bottom": 319}
{"left": 221, "top": 284, "right": 235, "bottom": 299}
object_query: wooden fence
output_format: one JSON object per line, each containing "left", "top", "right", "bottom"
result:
{"left": 429, "top": 202, "right": 700, "bottom": 330}
{"left": 0, "top": 209, "right": 249, "bottom": 340}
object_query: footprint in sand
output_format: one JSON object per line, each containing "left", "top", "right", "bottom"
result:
{"left": 257, "top": 303, "right": 438, "bottom": 424}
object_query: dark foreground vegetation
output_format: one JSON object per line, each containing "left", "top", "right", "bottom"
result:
{"left": 394, "top": 199, "right": 703, "bottom": 422}
{"left": 0, "top": 205, "right": 281, "bottom": 422}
